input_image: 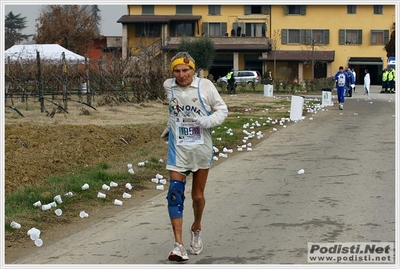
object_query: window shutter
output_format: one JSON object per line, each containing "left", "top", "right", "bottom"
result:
{"left": 300, "top": 5, "right": 306, "bottom": 15}
{"left": 305, "top": 29, "right": 311, "bottom": 44}
{"left": 281, "top": 29, "right": 288, "bottom": 44}
{"left": 339, "top": 29, "right": 345, "bottom": 45}
{"left": 221, "top": 22, "right": 227, "bottom": 36}
{"left": 324, "top": 30, "right": 330, "bottom": 44}
{"left": 240, "top": 22, "right": 246, "bottom": 35}
{"left": 384, "top": 30, "right": 389, "bottom": 44}
{"left": 358, "top": 30, "right": 362, "bottom": 45}
{"left": 244, "top": 6, "right": 251, "bottom": 15}
{"left": 262, "top": 5, "right": 270, "bottom": 15}
{"left": 284, "top": 6, "right": 289, "bottom": 15}
{"left": 202, "top": 22, "right": 208, "bottom": 36}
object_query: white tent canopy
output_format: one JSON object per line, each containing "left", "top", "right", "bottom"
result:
{"left": 4, "top": 44, "right": 86, "bottom": 63}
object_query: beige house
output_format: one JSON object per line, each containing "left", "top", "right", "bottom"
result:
{"left": 117, "top": 4, "right": 395, "bottom": 85}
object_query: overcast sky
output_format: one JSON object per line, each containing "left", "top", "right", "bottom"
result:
{"left": 4, "top": 4, "right": 127, "bottom": 36}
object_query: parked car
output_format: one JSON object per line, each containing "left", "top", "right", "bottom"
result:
{"left": 217, "top": 70, "right": 261, "bottom": 85}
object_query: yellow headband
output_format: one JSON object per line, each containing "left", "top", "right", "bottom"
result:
{"left": 170, "top": 57, "right": 195, "bottom": 72}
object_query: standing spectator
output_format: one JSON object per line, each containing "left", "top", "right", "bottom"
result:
{"left": 162, "top": 51, "right": 228, "bottom": 262}
{"left": 346, "top": 67, "right": 355, "bottom": 98}
{"left": 333, "top": 66, "right": 350, "bottom": 110}
{"left": 364, "top": 68, "right": 371, "bottom": 95}
{"left": 388, "top": 66, "right": 396, "bottom": 93}
{"left": 351, "top": 68, "right": 357, "bottom": 93}
{"left": 226, "top": 68, "right": 236, "bottom": 94}
{"left": 381, "top": 68, "right": 389, "bottom": 93}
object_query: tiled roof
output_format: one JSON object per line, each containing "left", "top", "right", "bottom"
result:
{"left": 117, "top": 15, "right": 202, "bottom": 24}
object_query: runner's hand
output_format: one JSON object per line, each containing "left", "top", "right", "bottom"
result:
{"left": 195, "top": 116, "right": 212, "bottom": 128}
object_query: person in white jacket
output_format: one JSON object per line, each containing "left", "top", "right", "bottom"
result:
{"left": 364, "top": 69, "right": 371, "bottom": 95}
{"left": 162, "top": 52, "right": 228, "bottom": 262}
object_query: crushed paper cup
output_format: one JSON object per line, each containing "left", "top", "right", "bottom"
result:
{"left": 79, "top": 211, "right": 89, "bottom": 218}
{"left": 297, "top": 169, "right": 305, "bottom": 175}
{"left": 138, "top": 162, "right": 145, "bottom": 167}
{"left": 64, "top": 192, "right": 73, "bottom": 197}
{"left": 33, "top": 201, "right": 42, "bottom": 207}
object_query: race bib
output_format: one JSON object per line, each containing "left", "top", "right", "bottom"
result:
{"left": 175, "top": 118, "right": 204, "bottom": 145}
{"left": 338, "top": 74, "right": 346, "bottom": 87}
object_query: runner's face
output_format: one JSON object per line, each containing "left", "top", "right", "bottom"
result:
{"left": 173, "top": 65, "right": 194, "bottom": 87}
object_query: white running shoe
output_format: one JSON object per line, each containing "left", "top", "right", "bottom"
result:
{"left": 189, "top": 226, "right": 203, "bottom": 255}
{"left": 168, "top": 242, "right": 189, "bottom": 262}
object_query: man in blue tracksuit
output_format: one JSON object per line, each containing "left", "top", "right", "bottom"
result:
{"left": 333, "top": 66, "right": 351, "bottom": 110}
{"left": 345, "top": 67, "right": 355, "bottom": 97}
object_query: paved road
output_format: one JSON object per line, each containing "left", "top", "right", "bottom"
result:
{"left": 11, "top": 86, "right": 396, "bottom": 266}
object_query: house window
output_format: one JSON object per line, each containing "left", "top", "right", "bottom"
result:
{"left": 176, "top": 5, "right": 192, "bottom": 14}
{"left": 135, "top": 23, "right": 161, "bottom": 37}
{"left": 244, "top": 5, "right": 270, "bottom": 15}
{"left": 312, "top": 30, "right": 325, "bottom": 44}
{"left": 346, "top": 30, "right": 359, "bottom": 44}
{"left": 142, "top": 5, "right": 154, "bottom": 15}
{"left": 371, "top": 30, "right": 389, "bottom": 45}
{"left": 373, "top": 5, "right": 383, "bottom": 14}
{"left": 177, "top": 22, "right": 194, "bottom": 36}
{"left": 339, "top": 29, "right": 362, "bottom": 45}
{"left": 208, "top": 5, "right": 221, "bottom": 15}
{"left": 347, "top": 5, "right": 356, "bottom": 14}
{"left": 284, "top": 5, "right": 306, "bottom": 15}
{"left": 251, "top": 5, "right": 262, "bottom": 14}
{"left": 245, "top": 23, "right": 266, "bottom": 37}
{"left": 209, "top": 23, "right": 221, "bottom": 36}
{"left": 288, "top": 29, "right": 300, "bottom": 44}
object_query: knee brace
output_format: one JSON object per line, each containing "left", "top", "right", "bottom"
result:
{"left": 166, "top": 179, "right": 186, "bottom": 218}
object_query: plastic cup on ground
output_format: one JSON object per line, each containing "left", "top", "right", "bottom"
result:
{"left": 122, "top": 192, "right": 132, "bottom": 199}
{"left": 41, "top": 204, "right": 52, "bottom": 211}
{"left": 151, "top": 178, "right": 159, "bottom": 183}
{"left": 110, "top": 181, "right": 118, "bottom": 187}
{"left": 54, "top": 195, "right": 62, "bottom": 204}
{"left": 10, "top": 221, "right": 21, "bottom": 229}
{"left": 50, "top": 201, "right": 57, "bottom": 208}
{"left": 127, "top": 163, "right": 133, "bottom": 168}
{"left": 81, "top": 183, "right": 89, "bottom": 190}
{"left": 102, "top": 184, "right": 110, "bottom": 190}
{"left": 156, "top": 185, "right": 164, "bottom": 191}
{"left": 27, "top": 227, "right": 41, "bottom": 240}
{"left": 114, "top": 199, "right": 123, "bottom": 206}
{"left": 138, "top": 162, "right": 145, "bottom": 167}
{"left": 54, "top": 209, "right": 62, "bottom": 216}
{"left": 97, "top": 192, "right": 106, "bottom": 198}
{"left": 33, "top": 201, "right": 42, "bottom": 207}
{"left": 64, "top": 191, "right": 73, "bottom": 197}
{"left": 79, "top": 211, "right": 89, "bottom": 218}
{"left": 125, "top": 183, "right": 132, "bottom": 190}
{"left": 34, "top": 238, "right": 43, "bottom": 247}
{"left": 159, "top": 179, "right": 167, "bottom": 185}
{"left": 128, "top": 168, "right": 135, "bottom": 174}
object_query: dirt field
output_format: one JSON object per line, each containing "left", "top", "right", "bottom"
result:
{"left": 4, "top": 92, "right": 295, "bottom": 263}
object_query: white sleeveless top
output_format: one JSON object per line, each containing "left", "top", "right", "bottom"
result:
{"left": 166, "top": 77, "right": 213, "bottom": 173}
